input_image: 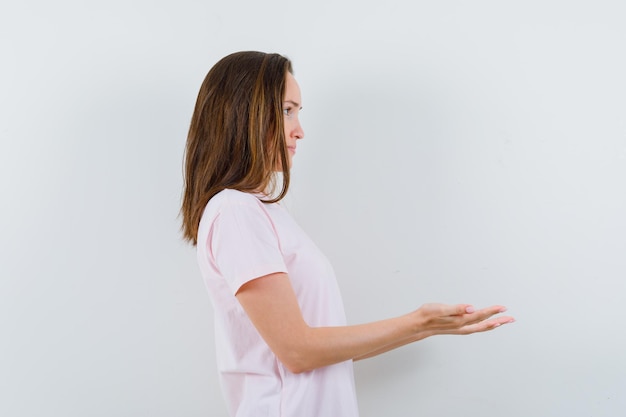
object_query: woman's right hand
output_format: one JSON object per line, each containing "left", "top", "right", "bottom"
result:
{"left": 413, "top": 303, "right": 515, "bottom": 336}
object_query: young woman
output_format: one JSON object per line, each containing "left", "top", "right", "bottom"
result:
{"left": 181, "top": 51, "right": 514, "bottom": 417}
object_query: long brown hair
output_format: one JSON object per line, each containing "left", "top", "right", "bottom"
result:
{"left": 181, "top": 51, "right": 293, "bottom": 245}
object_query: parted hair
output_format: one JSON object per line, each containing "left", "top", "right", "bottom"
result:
{"left": 181, "top": 51, "right": 293, "bottom": 245}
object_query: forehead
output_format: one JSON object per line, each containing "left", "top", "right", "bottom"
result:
{"left": 284, "top": 72, "right": 301, "bottom": 102}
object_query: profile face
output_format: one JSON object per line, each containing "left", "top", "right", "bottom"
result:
{"left": 282, "top": 72, "right": 304, "bottom": 167}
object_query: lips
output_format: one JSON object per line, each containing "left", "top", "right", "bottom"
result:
{"left": 287, "top": 146, "right": 296, "bottom": 154}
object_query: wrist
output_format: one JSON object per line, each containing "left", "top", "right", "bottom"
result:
{"left": 407, "top": 309, "right": 427, "bottom": 335}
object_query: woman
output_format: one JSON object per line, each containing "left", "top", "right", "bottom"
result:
{"left": 181, "top": 51, "right": 514, "bottom": 417}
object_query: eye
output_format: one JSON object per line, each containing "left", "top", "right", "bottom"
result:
{"left": 283, "top": 107, "right": 292, "bottom": 118}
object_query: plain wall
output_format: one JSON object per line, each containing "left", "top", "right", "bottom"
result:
{"left": 1, "top": 1, "right": 625, "bottom": 416}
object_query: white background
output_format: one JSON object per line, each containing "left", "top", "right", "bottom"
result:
{"left": 2, "top": 1, "right": 625, "bottom": 416}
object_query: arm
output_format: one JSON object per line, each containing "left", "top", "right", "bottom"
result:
{"left": 352, "top": 311, "right": 510, "bottom": 361}
{"left": 236, "top": 272, "right": 514, "bottom": 373}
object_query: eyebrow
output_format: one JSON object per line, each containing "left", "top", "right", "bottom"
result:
{"left": 283, "top": 100, "right": 302, "bottom": 109}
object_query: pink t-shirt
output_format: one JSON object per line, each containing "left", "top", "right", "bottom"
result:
{"left": 196, "top": 189, "right": 359, "bottom": 417}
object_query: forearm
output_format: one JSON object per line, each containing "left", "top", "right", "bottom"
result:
{"left": 288, "top": 314, "right": 421, "bottom": 373}
{"left": 352, "top": 330, "right": 435, "bottom": 361}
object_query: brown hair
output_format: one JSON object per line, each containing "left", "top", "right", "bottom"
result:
{"left": 181, "top": 51, "right": 293, "bottom": 244}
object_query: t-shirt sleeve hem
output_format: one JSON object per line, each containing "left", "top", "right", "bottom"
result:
{"left": 230, "top": 263, "right": 289, "bottom": 295}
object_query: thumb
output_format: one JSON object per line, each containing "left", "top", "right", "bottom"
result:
{"left": 453, "top": 304, "right": 474, "bottom": 315}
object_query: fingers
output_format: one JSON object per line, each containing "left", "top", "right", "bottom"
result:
{"left": 455, "top": 304, "right": 475, "bottom": 315}
{"left": 452, "top": 315, "right": 515, "bottom": 335}
{"left": 417, "top": 303, "right": 514, "bottom": 334}
{"left": 460, "top": 305, "right": 511, "bottom": 328}
{"left": 431, "top": 303, "right": 475, "bottom": 317}
{"left": 450, "top": 304, "right": 505, "bottom": 317}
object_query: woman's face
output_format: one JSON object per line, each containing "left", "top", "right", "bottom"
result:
{"left": 282, "top": 72, "right": 304, "bottom": 167}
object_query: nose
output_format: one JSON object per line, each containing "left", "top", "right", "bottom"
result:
{"left": 291, "top": 118, "right": 304, "bottom": 140}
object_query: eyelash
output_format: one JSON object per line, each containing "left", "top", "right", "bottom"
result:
{"left": 283, "top": 107, "right": 293, "bottom": 118}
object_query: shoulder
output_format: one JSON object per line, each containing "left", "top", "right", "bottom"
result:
{"left": 209, "top": 189, "right": 263, "bottom": 209}
{"left": 204, "top": 189, "right": 270, "bottom": 220}
{"left": 199, "top": 189, "right": 267, "bottom": 239}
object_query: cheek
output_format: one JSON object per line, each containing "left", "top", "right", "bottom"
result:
{"left": 283, "top": 120, "right": 291, "bottom": 137}
{"left": 283, "top": 116, "right": 297, "bottom": 137}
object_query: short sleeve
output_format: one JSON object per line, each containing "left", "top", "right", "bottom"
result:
{"left": 209, "top": 199, "right": 288, "bottom": 294}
